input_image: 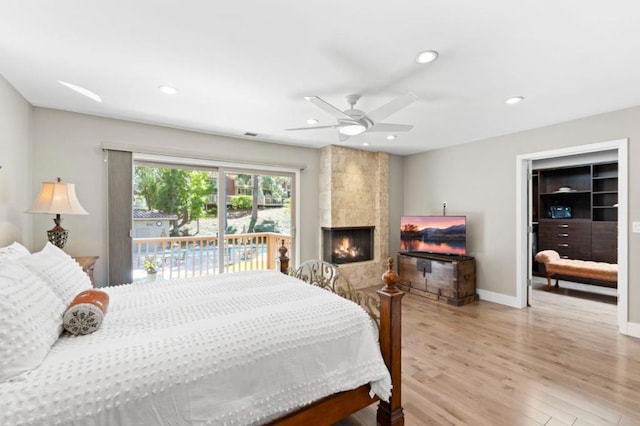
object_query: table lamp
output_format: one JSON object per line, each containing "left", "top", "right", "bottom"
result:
{"left": 27, "top": 177, "right": 88, "bottom": 249}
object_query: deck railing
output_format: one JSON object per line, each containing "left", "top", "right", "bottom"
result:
{"left": 132, "top": 232, "right": 292, "bottom": 280}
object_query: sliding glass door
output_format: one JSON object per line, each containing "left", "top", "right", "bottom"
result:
{"left": 221, "top": 170, "right": 293, "bottom": 273}
{"left": 127, "top": 156, "right": 295, "bottom": 281}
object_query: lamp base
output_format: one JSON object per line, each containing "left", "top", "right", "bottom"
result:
{"left": 47, "top": 216, "right": 68, "bottom": 249}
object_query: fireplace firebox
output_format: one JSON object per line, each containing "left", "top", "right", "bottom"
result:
{"left": 322, "top": 226, "right": 374, "bottom": 265}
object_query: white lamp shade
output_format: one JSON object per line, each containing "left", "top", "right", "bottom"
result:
{"left": 28, "top": 181, "right": 88, "bottom": 215}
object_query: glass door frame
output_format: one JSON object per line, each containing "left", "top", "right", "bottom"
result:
{"left": 133, "top": 152, "right": 300, "bottom": 273}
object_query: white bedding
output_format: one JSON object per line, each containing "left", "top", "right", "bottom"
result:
{"left": 0, "top": 270, "right": 390, "bottom": 426}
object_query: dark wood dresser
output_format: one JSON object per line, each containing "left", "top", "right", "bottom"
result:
{"left": 535, "top": 161, "right": 618, "bottom": 266}
{"left": 397, "top": 252, "right": 478, "bottom": 306}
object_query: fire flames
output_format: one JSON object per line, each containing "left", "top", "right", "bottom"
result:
{"left": 334, "top": 237, "right": 362, "bottom": 259}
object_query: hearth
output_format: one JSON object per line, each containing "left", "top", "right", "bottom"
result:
{"left": 322, "top": 226, "right": 374, "bottom": 265}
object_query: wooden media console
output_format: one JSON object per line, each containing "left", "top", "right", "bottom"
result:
{"left": 397, "top": 252, "right": 478, "bottom": 306}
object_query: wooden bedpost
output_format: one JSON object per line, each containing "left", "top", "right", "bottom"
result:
{"left": 376, "top": 258, "right": 405, "bottom": 426}
{"left": 278, "top": 239, "right": 289, "bottom": 274}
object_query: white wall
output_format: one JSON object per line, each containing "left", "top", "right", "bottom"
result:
{"left": 404, "top": 106, "right": 640, "bottom": 322}
{"left": 32, "top": 108, "right": 320, "bottom": 286}
{"left": 0, "top": 75, "right": 32, "bottom": 247}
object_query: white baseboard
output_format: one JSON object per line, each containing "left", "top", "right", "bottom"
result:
{"left": 477, "top": 289, "right": 523, "bottom": 308}
{"left": 624, "top": 321, "right": 640, "bottom": 339}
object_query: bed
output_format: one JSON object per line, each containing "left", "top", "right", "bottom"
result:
{"left": 0, "top": 242, "right": 404, "bottom": 425}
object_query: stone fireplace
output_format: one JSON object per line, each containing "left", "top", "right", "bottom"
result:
{"left": 322, "top": 226, "right": 374, "bottom": 265}
{"left": 319, "top": 145, "right": 389, "bottom": 289}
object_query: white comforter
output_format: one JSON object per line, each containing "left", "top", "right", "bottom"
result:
{"left": 0, "top": 270, "right": 390, "bottom": 425}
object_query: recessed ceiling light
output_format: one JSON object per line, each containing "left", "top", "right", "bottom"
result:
{"left": 339, "top": 124, "right": 367, "bottom": 136}
{"left": 415, "top": 50, "right": 439, "bottom": 64}
{"left": 386, "top": 135, "right": 397, "bottom": 140}
{"left": 505, "top": 96, "right": 524, "bottom": 105}
{"left": 158, "top": 85, "right": 178, "bottom": 95}
{"left": 363, "top": 142, "right": 370, "bottom": 146}
{"left": 307, "top": 119, "right": 318, "bottom": 125}
{"left": 58, "top": 81, "right": 102, "bottom": 103}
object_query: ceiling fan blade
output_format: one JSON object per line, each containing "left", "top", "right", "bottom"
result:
{"left": 305, "top": 96, "right": 353, "bottom": 120}
{"left": 367, "top": 123, "right": 414, "bottom": 132}
{"left": 285, "top": 125, "right": 339, "bottom": 131}
{"left": 366, "top": 92, "right": 418, "bottom": 123}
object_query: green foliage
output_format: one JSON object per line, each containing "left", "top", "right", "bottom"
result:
{"left": 230, "top": 195, "right": 252, "bottom": 210}
{"left": 261, "top": 175, "right": 286, "bottom": 202}
{"left": 134, "top": 166, "right": 214, "bottom": 228}
{"left": 225, "top": 225, "right": 238, "bottom": 234}
{"left": 134, "top": 167, "right": 160, "bottom": 209}
{"left": 283, "top": 198, "right": 291, "bottom": 214}
{"left": 236, "top": 174, "right": 252, "bottom": 186}
{"left": 254, "top": 219, "right": 280, "bottom": 233}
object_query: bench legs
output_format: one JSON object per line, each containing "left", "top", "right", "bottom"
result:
{"left": 545, "top": 274, "right": 560, "bottom": 291}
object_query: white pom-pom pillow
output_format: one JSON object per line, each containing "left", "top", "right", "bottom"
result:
{"left": 0, "top": 261, "right": 66, "bottom": 382}
{"left": 0, "top": 241, "right": 30, "bottom": 262}
{"left": 19, "top": 242, "right": 92, "bottom": 306}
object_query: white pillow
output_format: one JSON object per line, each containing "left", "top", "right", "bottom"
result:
{"left": 0, "top": 260, "right": 66, "bottom": 382}
{"left": 0, "top": 241, "right": 30, "bottom": 262}
{"left": 19, "top": 242, "right": 92, "bottom": 306}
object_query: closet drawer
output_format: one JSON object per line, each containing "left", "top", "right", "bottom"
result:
{"left": 538, "top": 221, "right": 591, "bottom": 260}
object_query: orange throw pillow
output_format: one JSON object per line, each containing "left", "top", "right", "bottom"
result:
{"left": 63, "top": 289, "right": 110, "bottom": 335}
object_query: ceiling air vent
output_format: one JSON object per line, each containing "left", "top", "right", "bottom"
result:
{"left": 243, "top": 132, "right": 258, "bottom": 137}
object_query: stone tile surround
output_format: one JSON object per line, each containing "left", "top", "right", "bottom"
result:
{"left": 319, "top": 145, "right": 389, "bottom": 289}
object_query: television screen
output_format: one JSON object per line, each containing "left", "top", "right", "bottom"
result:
{"left": 400, "top": 215, "right": 466, "bottom": 255}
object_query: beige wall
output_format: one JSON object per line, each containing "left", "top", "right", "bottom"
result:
{"left": 31, "top": 108, "right": 321, "bottom": 286}
{"left": 0, "top": 75, "right": 32, "bottom": 247}
{"left": 388, "top": 154, "right": 404, "bottom": 265}
{"left": 403, "top": 106, "right": 639, "bottom": 323}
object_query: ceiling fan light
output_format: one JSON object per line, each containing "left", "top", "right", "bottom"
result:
{"left": 339, "top": 124, "right": 367, "bottom": 136}
{"left": 416, "top": 50, "right": 439, "bottom": 64}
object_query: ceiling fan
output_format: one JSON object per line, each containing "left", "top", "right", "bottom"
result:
{"left": 286, "top": 92, "right": 418, "bottom": 141}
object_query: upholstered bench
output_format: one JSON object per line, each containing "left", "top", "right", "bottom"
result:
{"left": 534, "top": 250, "right": 618, "bottom": 291}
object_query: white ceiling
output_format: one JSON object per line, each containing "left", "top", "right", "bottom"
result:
{"left": 2, "top": 1, "right": 640, "bottom": 155}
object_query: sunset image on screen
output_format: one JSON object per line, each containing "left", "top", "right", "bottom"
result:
{"left": 400, "top": 216, "right": 466, "bottom": 255}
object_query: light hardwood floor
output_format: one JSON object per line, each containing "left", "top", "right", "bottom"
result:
{"left": 341, "top": 280, "right": 640, "bottom": 426}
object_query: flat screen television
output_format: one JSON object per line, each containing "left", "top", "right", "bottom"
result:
{"left": 400, "top": 215, "right": 467, "bottom": 255}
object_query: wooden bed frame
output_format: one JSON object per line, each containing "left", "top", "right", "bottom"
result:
{"left": 272, "top": 244, "right": 405, "bottom": 425}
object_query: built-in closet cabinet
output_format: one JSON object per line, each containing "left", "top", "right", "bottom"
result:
{"left": 535, "top": 161, "right": 618, "bottom": 267}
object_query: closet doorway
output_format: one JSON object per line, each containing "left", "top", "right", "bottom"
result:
{"left": 515, "top": 139, "right": 629, "bottom": 334}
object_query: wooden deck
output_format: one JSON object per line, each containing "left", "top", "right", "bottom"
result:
{"left": 340, "top": 279, "right": 639, "bottom": 425}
